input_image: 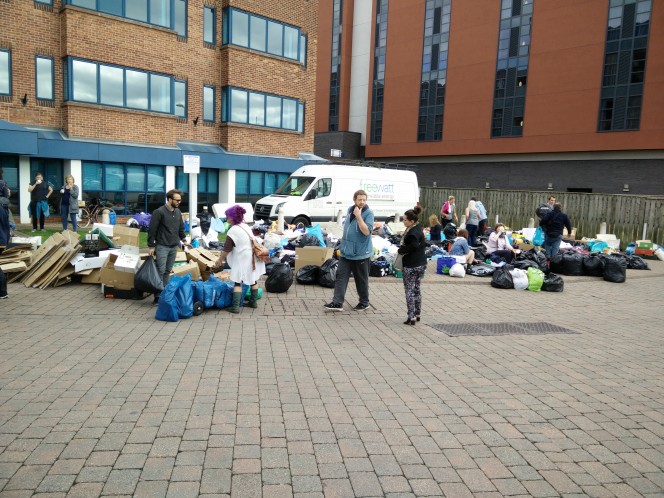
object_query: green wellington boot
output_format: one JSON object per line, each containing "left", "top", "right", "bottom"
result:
{"left": 247, "top": 289, "right": 259, "bottom": 308}
{"left": 228, "top": 292, "right": 242, "bottom": 313}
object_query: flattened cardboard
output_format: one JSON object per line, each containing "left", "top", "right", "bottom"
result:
{"left": 294, "top": 247, "right": 335, "bottom": 271}
{"left": 112, "top": 226, "right": 140, "bottom": 247}
{"left": 171, "top": 261, "right": 201, "bottom": 281}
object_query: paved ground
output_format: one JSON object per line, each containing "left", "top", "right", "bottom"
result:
{"left": 1, "top": 258, "right": 663, "bottom": 497}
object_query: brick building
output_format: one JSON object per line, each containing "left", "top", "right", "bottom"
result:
{"left": 314, "top": 0, "right": 664, "bottom": 195}
{"left": 0, "top": 0, "right": 318, "bottom": 223}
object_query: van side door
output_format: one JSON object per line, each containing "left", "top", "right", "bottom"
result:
{"left": 305, "top": 178, "right": 334, "bottom": 222}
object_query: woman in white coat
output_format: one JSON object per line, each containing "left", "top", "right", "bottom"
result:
{"left": 214, "top": 205, "right": 265, "bottom": 313}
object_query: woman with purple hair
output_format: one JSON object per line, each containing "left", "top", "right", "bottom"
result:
{"left": 214, "top": 205, "right": 265, "bottom": 312}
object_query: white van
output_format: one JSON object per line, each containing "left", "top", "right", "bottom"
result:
{"left": 254, "top": 164, "right": 419, "bottom": 226}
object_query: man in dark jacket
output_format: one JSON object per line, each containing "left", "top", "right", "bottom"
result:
{"left": 539, "top": 203, "right": 572, "bottom": 259}
{"left": 147, "top": 189, "right": 188, "bottom": 303}
{"left": 0, "top": 201, "right": 10, "bottom": 299}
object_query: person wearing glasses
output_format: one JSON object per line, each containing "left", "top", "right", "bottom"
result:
{"left": 148, "top": 189, "right": 189, "bottom": 304}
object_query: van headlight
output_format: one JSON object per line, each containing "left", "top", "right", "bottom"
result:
{"left": 275, "top": 203, "right": 285, "bottom": 214}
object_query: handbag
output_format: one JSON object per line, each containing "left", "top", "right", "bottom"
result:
{"left": 241, "top": 226, "right": 270, "bottom": 270}
{"left": 393, "top": 253, "right": 404, "bottom": 272}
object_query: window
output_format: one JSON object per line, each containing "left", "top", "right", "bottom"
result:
{"left": 235, "top": 170, "right": 289, "bottom": 204}
{"left": 36, "top": 56, "right": 54, "bottom": 101}
{"left": 176, "top": 167, "right": 219, "bottom": 210}
{"left": 203, "top": 85, "right": 215, "bottom": 122}
{"left": 222, "top": 86, "right": 305, "bottom": 133}
{"left": 174, "top": 80, "right": 187, "bottom": 117}
{"left": 67, "top": 57, "right": 183, "bottom": 115}
{"left": 328, "top": 0, "right": 342, "bottom": 131}
{"left": 204, "top": 5, "right": 216, "bottom": 44}
{"left": 598, "top": 0, "right": 651, "bottom": 131}
{"left": 491, "top": 0, "right": 533, "bottom": 138}
{"left": 223, "top": 7, "right": 307, "bottom": 64}
{"left": 418, "top": 0, "right": 451, "bottom": 142}
{"left": 82, "top": 161, "right": 165, "bottom": 215}
{"left": 66, "top": 0, "right": 187, "bottom": 36}
{"left": 35, "top": 0, "right": 53, "bottom": 5}
{"left": 370, "top": 0, "right": 389, "bottom": 144}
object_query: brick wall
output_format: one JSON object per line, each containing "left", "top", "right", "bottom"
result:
{"left": 0, "top": 0, "right": 317, "bottom": 158}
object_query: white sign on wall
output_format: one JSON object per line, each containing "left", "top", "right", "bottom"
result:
{"left": 183, "top": 155, "right": 200, "bottom": 174}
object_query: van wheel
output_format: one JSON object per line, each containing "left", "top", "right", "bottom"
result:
{"left": 292, "top": 216, "right": 310, "bottom": 228}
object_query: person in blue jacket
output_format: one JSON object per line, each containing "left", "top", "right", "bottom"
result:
{"left": 324, "top": 189, "right": 374, "bottom": 312}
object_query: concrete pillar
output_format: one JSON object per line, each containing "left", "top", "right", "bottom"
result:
{"left": 219, "top": 169, "right": 235, "bottom": 204}
{"left": 188, "top": 173, "right": 198, "bottom": 221}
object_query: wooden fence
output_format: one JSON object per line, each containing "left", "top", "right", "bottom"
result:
{"left": 418, "top": 188, "right": 664, "bottom": 248}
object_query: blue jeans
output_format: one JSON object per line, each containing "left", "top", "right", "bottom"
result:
{"left": 543, "top": 234, "right": 563, "bottom": 259}
{"left": 62, "top": 211, "right": 77, "bottom": 232}
{"left": 155, "top": 245, "right": 178, "bottom": 293}
{"left": 332, "top": 257, "right": 370, "bottom": 306}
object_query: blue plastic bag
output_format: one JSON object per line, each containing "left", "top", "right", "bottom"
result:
{"left": 202, "top": 275, "right": 222, "bottom": 308}
{"left": 533, "top": 227, "right": 544, "bottom": 246}
{"left": 215, "top": 281, "right": 234, "bottom": 309}
{"left": 176, "top": 276, "right": 194, "bottom": 318}
{"left": 191, "top": 280, "right": 205, "bottom": 304}
{"left": 155, "top": 274, "right": 191, "bottom": 322}
{"left": 305, "top": 224, "right": 326, "bottom": 247}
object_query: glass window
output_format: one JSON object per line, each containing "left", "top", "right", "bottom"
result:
{"left": 297, "top": 102, "right": 304, "bottom": 132}
{"left": 35, "top": 0, "right": 53, "bottom": 4}
{"left": 203, "top": 85, "right": 215, "bottom": 121}
{"left": 36, "top": 56, "right": 54, "bottom": 101}
{"left": 284, "top": 26, "right": 299, "bottom": 59}
{"left": 299, "top": 34, "right": 307, "bottom": 65}
{"left": 249, "top": 92, "right": 265, "bottom": 126}
{"left": 151, "top": 170, "right": 169, "bottom": 196}
{"left": 82, "top": 162, "right": 102, "bottom": 191}
{"left": 99, "top": 0, "right": 122, "bottom": 16}
{"left": 236, "top": 171, "right": 248, "bottom": 195}
{"left": 250, "top": 172, "right": 263, "bottom": 195}
{"left": 72, "top": 0, "right": 95, "bottom": 8}
{"left": 266, "top": 95, "right": 281, "bottom": 127}
{"left": 267, "top": 21, "right": 283, "bottom": 55}
{"left": 207, "top": 169, "right": 218, "bottom": 193}
{"left": 72, "top": 59, "right": 97, "bottom": 103}
{"left": 0, "top": 50, "right": 9, "bottom": 96}
{"left": 250, "top": 16, "right": 267, "bottom": 51}
{"left": 204, "top": 6, "right": 216, "bottom": 44}
{"left": 231, "top": 88, "right": 248, "bottom": 123}
{"left": 126, "top": 69, "right": 148, "bottom": 109}
{"left": 105, "top": 164, "right": 125, "bottom": 191}
{"left": 150, "top": 74, "right": 171, "bottom": 112}
{"left": 282, "top": 98, "right": 296, "bottom": 130}
{"left": 174, "top": 80, "right": 186, "bottom": 117}
{"left": 126, "top": 165, "right": 145, "bottom": 191}
{"left": 150, "top": 0, "right": 170, "bottom": 27}
{"left": 126, "top": 0, "right": 148, "bottom": 22}
{"left": 232, "top": 10, "right": 249, "bottom": 47}
{"left": 174, "top": 0, "right": 187, "bottom": 37}
{"left": 99, "top": 65, "right": 123, "bottom": 106}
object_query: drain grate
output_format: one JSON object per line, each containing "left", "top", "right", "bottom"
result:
{"left": 429, "top": 322, "right": 578, "bottom": 337}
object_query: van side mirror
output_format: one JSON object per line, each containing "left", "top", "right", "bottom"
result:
{"left": 306, "top": 190, "right": 317, "bottom": 201}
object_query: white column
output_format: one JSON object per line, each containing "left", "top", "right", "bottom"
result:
{"left": 165, "top": 165, "right": 176, "bottom": 193}
{"left": 188, "top": 173, "right": 198, "bottom": 221}
{"left": 64, "top": 159, "right": 82, "bottom": 202}
{"left": 349, "top": 0, "right": 373, "bottom": 146}
{"left": 18, "top": 156, "right": 32, "bottom": 224}
{"left": 218, "top": 169, "right": 235, "bottom": 204}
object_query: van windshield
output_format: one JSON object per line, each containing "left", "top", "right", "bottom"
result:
{"left": 274, "top": 176, "right": 315, "bottom": 196}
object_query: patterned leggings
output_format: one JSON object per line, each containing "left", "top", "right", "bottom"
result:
{"left": 403, "top": 265, "right": 426, "bottom": 320}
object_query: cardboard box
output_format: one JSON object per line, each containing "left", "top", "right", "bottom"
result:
{"left": 171, "top": 261, "right": 201, "bottom": 281}
{"left": 112, "top": 225, "right": 140, "bottom": 247}
{"left": 113, "top": 245, "right": 141, "bottom": 273}
{"left": 10, "top": 236, "right": 42, "bottom": 249}
{"left": 186, "top": 248, "right": 219, "bottom": 280}
{"left": 294, "top": 246, "right": 334, "bottom": 271}
{"left": 100, "top": 253, "right": 136, "bottom": 290}
{"left": 81, "top": 269, "right": 102, "bottom": 284}
{"left": 517, "top": 243, "right": 535, "bottom": 252}
{"left": 101, "top": 284, "right": 146, "bottom": 300}
{"left": 72, "top": 249, "right": 118, "bottom": 273}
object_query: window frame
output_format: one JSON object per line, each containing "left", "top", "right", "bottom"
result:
{"left": 203, "top": 5, "right": 216, "bottom": 45}
{"left": 66, "top": 57, "right": 183, "bottom": 116}
{"left": 63, "top": 0, "right": 188, "bottom": 37}
{"left": 223, "top": 7, "right": 307, "bottom": 65}
{"left": 0, "top": 49, "right": 12, "bottom": 97}
{"left": 35, "top": 0, "right": 54, "bottom": 5}
{"left": 203, "top": 84, "right": 215, "bottom": 122}
{"left": 35, "top": 55, "right": 55, "bottom": 101}
{"left": 221, "top": 85, "right": 305, "bottom": 133}
{"left": 174, "top": 79, "right": 187, "bottom": 118}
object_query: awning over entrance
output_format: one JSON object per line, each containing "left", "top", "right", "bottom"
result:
{"left": 0, "top": 120, "right": 39, "bottom": 155}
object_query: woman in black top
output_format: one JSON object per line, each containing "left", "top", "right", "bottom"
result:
{"left": 428, "top": 214, "right": 442, "bottom": 245}
{"left": 397, "top": 206, "right": 427, "bottom": 325}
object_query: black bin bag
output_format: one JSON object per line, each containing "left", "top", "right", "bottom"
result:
{"left": 603, "top": 255, "right": 627, "bottom": 283}
{"left": 134, "top": 257, "right": 164, "bottom": 294}
{"left": 296, "top": 265, "right": 320, "bottom": 285}
{"left": 541, "top": 273, "right": 564, "bottom": 292}
{"left": 491, "top": 265, "right": 514, "bottom": 289}
{"left": 583, "top": 253, "right": 605, "bottom": 277}
{"left": 549, "top": 253, "right": 565, "bottom": 274}
{"left": 318, "top": 259, "right": 338, "bottom": 288}
{"left": 562, "top": 252, "right": 584, "bottom": 276}
{"left": 265, "top": 263, "right": 293, "bottom": 293}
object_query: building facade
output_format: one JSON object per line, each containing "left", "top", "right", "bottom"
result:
{"left": 314, "top": 0, "right": 664, "bottom": 195}
{"left": 0, "top": 0, "right": 318, "bottom": 223}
